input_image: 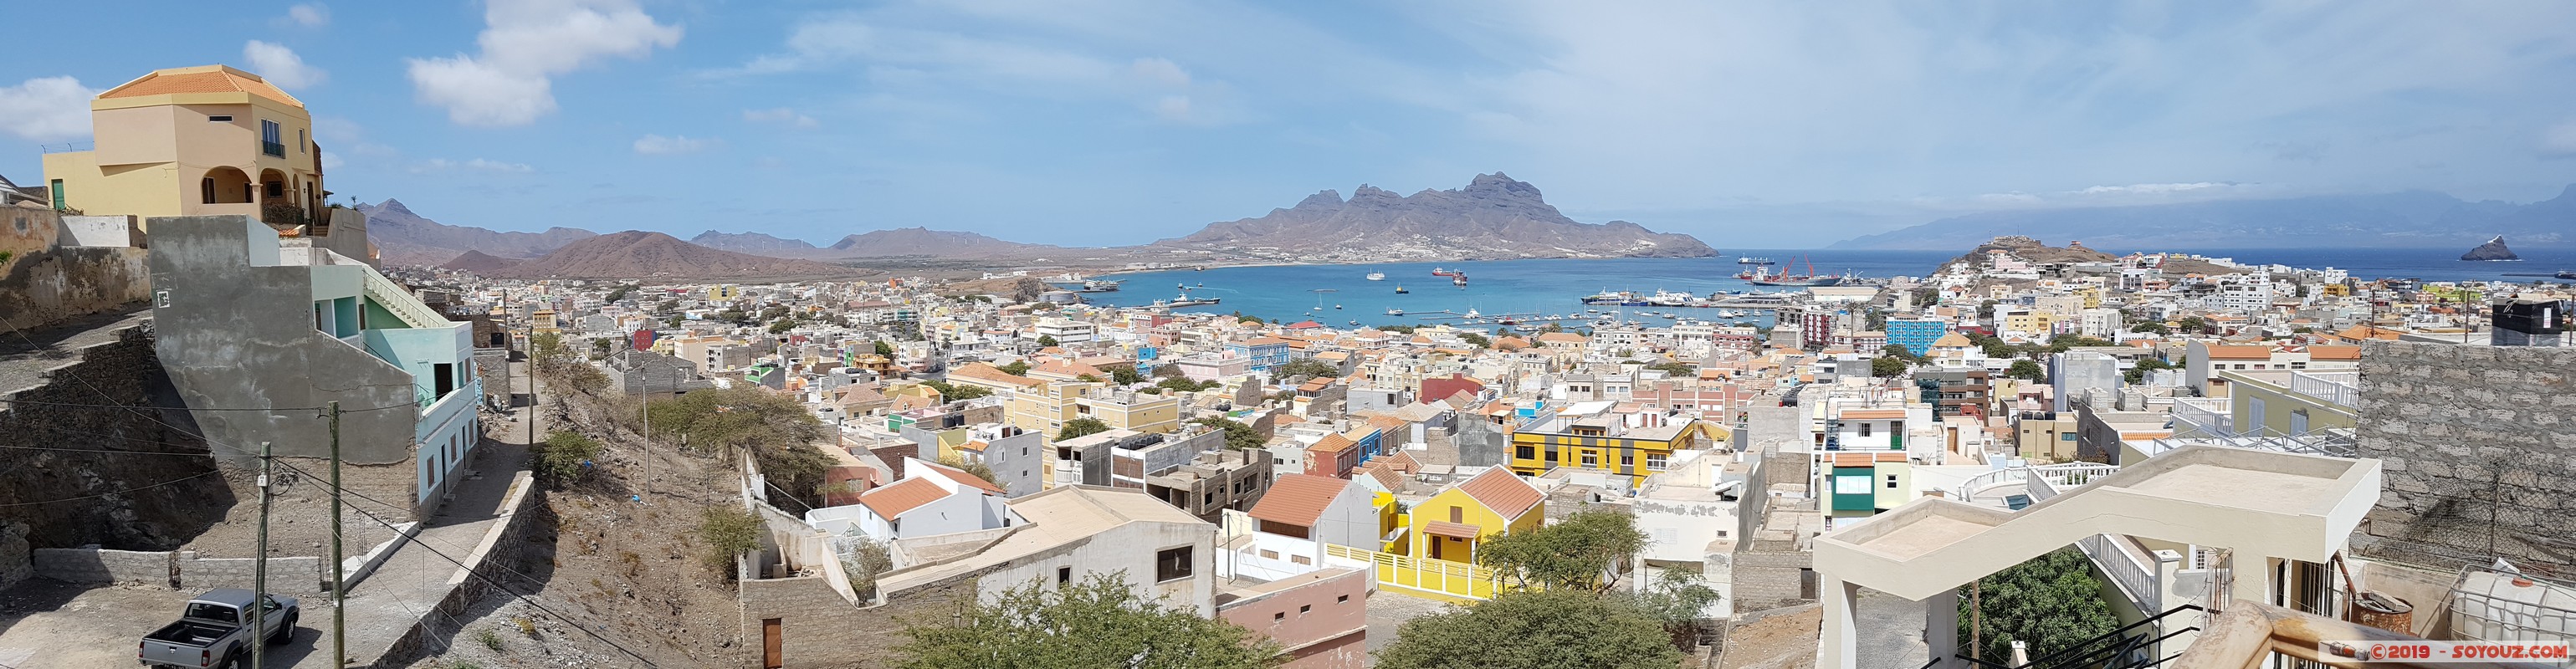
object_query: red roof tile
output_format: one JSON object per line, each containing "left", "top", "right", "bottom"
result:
{"left": 1457, "top": 467, "right": 1542, "bottom": 518}
{"left": 1247, "top": 474, "right": 1349, "bottom": 527}
{"left": 858, "top": 477, "right": 949, "bottom": 519}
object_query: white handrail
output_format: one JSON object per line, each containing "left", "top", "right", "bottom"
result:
{"left": 359, "top": 263, "right": 449, "bottom": 329}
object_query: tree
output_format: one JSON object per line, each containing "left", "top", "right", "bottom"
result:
{"left": 1109, "top": 364, "right": 1146, "bottom": 385}
{"left": 2123, "top": 357, "right": 2174, "bottom": 384}
{"left": 697, "top": 506, "right": 762, "bottom": 575}
{"left": 2005, "top": 359, "right": 2046, "bottom": 381}
{"left": 1909, "top": 287, "right": 1941, "bottom": 308}
{"left": 1959, "top": 548, "right": 2119, "bottom": 662}
{"left": 603, "top": 283, "right": 636, "bottom": 303}
{"left": 2175, "top": 315, "right": 2213, "bottom": 334}
{"left": 1457, "top": 332, "right": 1491, "bottom": 349}
{"left": 1880, "top": 344, "right": 1920, "bottom": 362}
{"left": 1075, "top": 374, "right": 1103, "bottom": 383}
{"left": 769, "top": 319, "right": 798, "bottom": 334}
{"left": 1058, "top": 417, "right": 1111, "bottom": 441}
{"left": 997, "top": 360, "right": 1032, "bottom": 376}
{"left": 1375, "top": 589, "right": 1683, "bottom": 669}
{"left": 1272, "top": 357, "right": 1339, "bottom": 380}
{"left": 1158, "top": 377, "right": 1216, "bottom": 394}
{"left": 1870, "top": 356, "right": 1910, "bottom": 378}
{"left": 1631, "top": 568, "right": 1723, "bottom": 651}
{"left": 2046, "top": 334, "right": 2113, "bottom": 353}
{"left": 1193, "top": 417, "right": 1266, "bottom": 451}
{"left": 1478, "top": 509, "right": 1647, "bottom": 592}
{"left": 2129, "top": 320, "right": 2170, "bottom": 335}
{"left": 1036, "top": 334, "right": 1060, "bottom": 347}
{"left": 648, "top": 385, "right": 835, "bottom": 506}
{"left": 938, "top": 452, "right": 999, "bottom": 487}
{"left": 897, "top": 573, "right": 1278, "bottom": 669}
{"left": 533, "top": 429, "right": 602, "bottom": 485}
{"left": 920, "top": 380, "right": 991, "bottom": 401}
{"left": 1646, "top": 361, "right": 1698, "bottom": 377}
{"left": 875, "top": 340, "right": 898, "bottom": 358}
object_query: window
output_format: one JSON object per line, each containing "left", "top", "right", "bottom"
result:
{"left": 202, "top": 178, "right": 218, "bottom": 204}
{"left": 2061, "top": 432, "right": 2077, "bottom": 442}
{"left": 1516, "top": 445, "right": 1534, "bottom": 460}
{"left": 298, "top": 129, "right": 306, "bottom": 153}
{"left": 49, "top": 180, "right": 64, "bottom": 210}
{"left": 1057, "top": 566, "right": 1072, "bottom": 585}
{"left": 1154, "top": 546, "right": 1193, "bottom": 582}
{"left": 1448, "top": 507, "right": 1463, "bottom": 523}
{"left": 1299, "top": 605, "right": 1312, "bottom": 615}
{"left": 207, "top": 115, "right": 233, "bottom": 122}
{"left": 1886, "top": 475, "right": 1899, "bottom": 489}
{"left": 1646, "top": 453, "right": 1667, "bottom": 469}
{"left": 260, "top": 120, "right": 284, "bottom": 156}
{"left": 1275, "top": 612, "right": 1286, "bottom": 621}
{"left": 1858, "top": 422, "right": 1872, "bottom": 437}
{"left": 1621, "top": 452, "right": 1635, "bottom": 467}
{"left": 1337, "top": 595, "right": 1349, "bottom": 604}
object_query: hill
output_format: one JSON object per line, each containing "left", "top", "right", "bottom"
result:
{"left": 826, "top": 227, "right": 1067, "bottom": 258}
{"left": 1155, "top": 173, "right": 1716, "bottom": 260}
{"left": 438, "top": 249, "right": 524, "bottom": 273}
{"left": 1831, "top": 186, "right": 2576, "bottom": 250}
{"left": 486, "top": 232, "right": 860, "bottom": 281}
{"left": 689, "top": 230, "right": 826, "bottom": 257}
{"left": 360, "top": 199, "right": 595, "bottom": 264}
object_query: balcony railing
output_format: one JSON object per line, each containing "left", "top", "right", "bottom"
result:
{"left": 262, "top": 140, "right": 285, "bottom": 157}
{"left": 2078, "top": 533, "right": 2162, "bottom": 614}
{"left": 2287, "top": 370, "right": 2358, "bottom": 407}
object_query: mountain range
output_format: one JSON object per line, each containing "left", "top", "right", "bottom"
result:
{"left": 361, "top": 200, "right": 597, "bottom": 265}
{"left": 1831, "top": 186, "right": 2576, "bottom": 250}
{"left": 479, "top": 232, "right": 858, "bottom": 281}
{"left": 1155, "top": 173, "right": 1715, "bottom": 259}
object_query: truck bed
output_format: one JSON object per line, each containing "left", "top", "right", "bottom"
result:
{"left": 144, "top": 620, "right": 233, "bottom": 647}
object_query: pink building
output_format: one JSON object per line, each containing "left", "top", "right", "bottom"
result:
{"left": 1216, "top": 567, "right": 1371, "bottom": 669}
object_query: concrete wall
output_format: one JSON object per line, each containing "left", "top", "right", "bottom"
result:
{"left": 738, "top": 567, "right": 980, "bottom": 668}
{"left": 146, "top": 216, "right": 420, "bottom": 466}
{"left": 0, "top": 207, "right": 151, "bottom": 334}
{"left": 2351, "top": 341, "right": 2576, "bottom": 576}
{"left": 32, "top": 548, "right": 177, "bottom": 587}
{"left": 1217, "top": 569, "right": 1371, "bottom": 669}
{"left": 175, "top": 554, "right": 326, "bottom": 595}
{"left": 59, "top": 215, "right": 141, "bottom": 248}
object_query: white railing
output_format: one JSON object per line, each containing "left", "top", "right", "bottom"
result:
{"left": 1954, "top": 467, "right": 2030, "bottom": 503}
{"left": 2078, "top": 533, "right": 2162, "bottom": 614}
{"left": 2288, "top": 371, "right": 2359, "bottom": 407}
{"left": 2023, "top": 463, "right": 2120, "bottom": 502}
{"left": 2168, "top": 398, "right": 2234, "bottom": 437}
{"left": 361, "top": 265, "right": 449, "bottom": 329}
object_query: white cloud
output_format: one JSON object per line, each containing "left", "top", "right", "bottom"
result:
{"left": 414, "top": 158, "right": 534, "bottom": 173}
{"left": 1131, "top": 58, "right": 1190, "bottom": 87}
{"left": 632, "top": 134, "right": 717, "bottom": 155}
{"left": 1155, "top": 96, "right": 1195, "bottom": 124}
{"left": 2544, "top": 120, "right": 2576, "bottom": 157}
{"left": 0, "top": 76, "right": 99, "bottom": 141}
{"left": 743, "top": 107, "right": 818, "bottom": 129}
{"left": 280, "top": 3, "right": 329, "bottom": 28}
{"left": 320, "top": 151, "right": 345, "bottom": 170}
{"left": 405, "top": 0, "right": 682, "bottom": 126}
{"left": 2075, "top": 182, "right": 2236, "bottom": 196}
{"left": 244, "top": 41, "right": 327, "bottom": 89}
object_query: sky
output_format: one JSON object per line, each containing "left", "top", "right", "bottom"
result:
{"left": 7, "top": 1, "right": 2576, "bottom": 248}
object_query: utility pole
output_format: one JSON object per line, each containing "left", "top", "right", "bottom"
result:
{"left": 330, "top": 402, "right": 346, "bottom": 668}
{"left": 254, "top": 440, "right": 271, "bottom": 669}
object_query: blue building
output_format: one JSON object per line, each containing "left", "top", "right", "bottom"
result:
{"left": 1885, "top": 318, "right": 1949, "bottom": 357}
{"left": 1227, "top": 336, "right": 1294, "bottom": 372}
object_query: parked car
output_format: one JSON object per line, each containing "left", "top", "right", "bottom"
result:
{"left": 138, "top": 589, "right": 299, "bottom": 668}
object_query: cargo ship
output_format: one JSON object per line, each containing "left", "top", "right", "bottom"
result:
{"left": 1736, "top": 258, "right": 1844, "bottom": 287}
{"left": 1431, "top": 268, "right": 1459, "bottom": 277}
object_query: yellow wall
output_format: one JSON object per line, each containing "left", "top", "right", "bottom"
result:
{"left": 45, "top": 79, "right": 321, "bottom": 229}
{"left": 1506, "top": 421, "right": 1700, "bottom": 479}
{"left": 1872, "top": 462, "right": 1913, "bottom": 510}
{"left": 1407, "top": 487, "right": 1544, "bottom": 564}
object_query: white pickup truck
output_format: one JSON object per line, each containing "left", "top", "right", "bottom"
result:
{"left": 138, "top": 589, "right": 300, "bottom": 668}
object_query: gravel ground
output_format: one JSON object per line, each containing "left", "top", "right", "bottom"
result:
{"left": 1362, "top": 590, "right": 1461, "bottom": 661}
{"left": 0, "top": 580, "right": 333, "bottom": 668}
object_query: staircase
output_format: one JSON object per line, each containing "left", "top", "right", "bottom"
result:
{"left": 358, "top": 263, "right": 448, "bottom": 329}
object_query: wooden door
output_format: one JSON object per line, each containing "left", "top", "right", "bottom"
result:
{"left": 762, "top": 618, "right": 783, "bottom": 668}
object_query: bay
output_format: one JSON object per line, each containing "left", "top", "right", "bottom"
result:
{"left": 1081, "top": 246, "right": 2576, "bottom": 329}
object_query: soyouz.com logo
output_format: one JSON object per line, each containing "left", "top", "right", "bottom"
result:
{"left": 2319, "top": 641, "right": 2569, "bottom": 663}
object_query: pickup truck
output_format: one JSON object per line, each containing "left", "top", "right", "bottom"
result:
{"left": 138, "top": 589, "right": 300, "bottom": 668}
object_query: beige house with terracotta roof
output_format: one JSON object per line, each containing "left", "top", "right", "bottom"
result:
{"left": 42, "top": 65, "right": 328, "bottom": 231}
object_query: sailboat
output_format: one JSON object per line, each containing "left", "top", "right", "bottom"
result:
{"left": 1365, "top": 271, "right": 1386, "bottom": 281}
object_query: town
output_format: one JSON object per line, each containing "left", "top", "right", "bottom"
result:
{"left": 6, "top": 28, "right": 2576, "bottom": 669}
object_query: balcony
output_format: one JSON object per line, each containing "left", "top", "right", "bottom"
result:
{"left": 262, "top": 140, "right": 285, "bottom": 157}
{"left": 2287, "top": 370, "right": 2358, "bottom": 407}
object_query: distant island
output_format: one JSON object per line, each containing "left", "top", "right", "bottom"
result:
{"left": 2461, "top": 236, "right": 2520, "bottom": 261}
{"left": 1831, "top": 186, "right": 2576, "bottom": 250}
{"left": 1153, "top": 173, "right": 1716, "bottom": 262}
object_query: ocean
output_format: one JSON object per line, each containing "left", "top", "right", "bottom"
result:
{"left": 1081, "top": 247, "right": 2576, "bottom": 328}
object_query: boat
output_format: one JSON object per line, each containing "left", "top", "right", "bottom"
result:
{"left": 1738, "top": 257, "right": 1775, "bottom": 265}
{"left": 1365, "top": 272, "right": 1386, "bottom": 281}
{"left": 1078, "top": 278, "right": 1121, "bottom": 293}
{"left": 1394, "top": 283, "right": 1409, "bottom": 294}
{"left": 1386, "top": 308, "right": 1405, "bottom": 316}
{"left": 1349, "top": 320, "right": 1360, "bottom": 325}
{"left": 1464, "top": 309, "right": 1481, "bottom": 318}
{"left": 1452, "top": 273, "right": 1468, "bottom": 287}
{"left": 1334, "top": 304, "right": 1344, "bottom": 309}
{"left": 1167, "top": 296, "right": 1220, "bottom": 307}
{"left": 1431, "top": 268, "right": 1459, "bottom": 277}
{"left": 1736, "top": 256, "right": 1845, "bottom": 287}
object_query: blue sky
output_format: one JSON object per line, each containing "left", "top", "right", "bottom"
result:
{"left": 8, "top": 1, "right": 2576, "bottom": 248}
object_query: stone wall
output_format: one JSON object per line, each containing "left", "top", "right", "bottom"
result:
{"left": 0, "top": 522, "right": 28, "bottom": 590}
{"left": 176, "top": 553, "right": 327, "bottom": 595}
{"left": 2352, "top": 340, "right": 2576, "bottom": 577}
{"left": 739, "top": 570, "right": 978, "bottom": 668}
{"left": 0, "top": 206, "right": 151, "bottom": 334}
{"left": 0, "top": 320, "right": 234, "bottom": 549}
{"left": 32, "top": 548, "right": 176, "bottom": 587}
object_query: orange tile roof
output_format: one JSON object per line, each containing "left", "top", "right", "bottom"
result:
{"left": 1247, "top": 473, "right": 1349, "bottom": 527}
{"left": 2307, "top": 345, "right": 2361, "bottom": 360}
{"left": 948, "top": 362, "right": 1043, "bottom": 388}
{"left": 1830, "top": 452, "right": 1907, "bottom": 467}
{"left": 858, "top": 477, "right": 949, "bottom": 519}
{"left": 100, "top": 67, "right": 301, "bottom": 106}
{"left": 1840, "top": 408, "right": 1905, "bottom": 420}
{"left": 918, "top": 461, "right": 1005, "bottom": 494}
{"left": 1308, "top": 433, "right": 1357, "bottom": 455}
{"left": 1457, "top": 467, "right": 1543, "bottom": 518}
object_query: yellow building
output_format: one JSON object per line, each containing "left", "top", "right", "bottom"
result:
{"left": 1506, "top": 407, "right": 1703, "bottom": 479}
{"left": 42, "top": 66, "right": 326, "bottom": 229}
{"left": 1410, "top": 467, "right": 1545, "bottom": 564}
{"left": 709, "top": 285, "right": 741, "bottom": 302}
{"left": 1005, "top": 380, "right": 1179, "bottom": 437}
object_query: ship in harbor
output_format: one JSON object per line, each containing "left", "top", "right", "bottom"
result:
{"left": 1736, "top": 257, "right": 1845, "bottom": 287}
{"left": 1365, "top": 271, "right": 1386, "bottom": 281}
{"left": 1159, "top": 287, "right": 1221, "bottom": 308}
{"left": 1737, "top": 256, "right": 1775, "bottom": 265}
{"left": 1431, "top": 267, "right": 1460, "bottom": 277}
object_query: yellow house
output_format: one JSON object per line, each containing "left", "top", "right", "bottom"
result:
{"left": 883, "top": 381, "right": 942, "bottom": 406}
{"left": 1507, "top": 410, "right": 1703, "bottom": 480}
{"left": 42, "top": 65, "right": 326, "bottom": 229}
{"left": 1004, "top": 380, "right": 1179, "bottom": 436}
{"left": 709, "top": 285, "right": 741, "bottom": 302}
{"left": 1410, "top": 467, "right": 1545, "bottom": 564}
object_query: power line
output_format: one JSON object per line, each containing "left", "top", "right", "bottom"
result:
{"left": 330, "top": 487, "right": 666, "bottom": 668}
{"left": 0, "top": 396, "right": 422, "bottom": 413}
{"left": 0, "top": 470, "right": 223, "bottom": 507}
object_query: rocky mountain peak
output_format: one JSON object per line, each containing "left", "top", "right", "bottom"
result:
{"left": 370, "top": 198, "right": 416, "bottom": 217}
{"left": 1463, "top": 172, "right": 1543, "bottom": 201}
{"left": 1292, "top": 190, "right": 1345, "bottom": 210}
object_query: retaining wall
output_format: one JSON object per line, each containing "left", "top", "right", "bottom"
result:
{"left": 2352, "top": 340, "right": 2576, "bottom": 576}
{"left": 29, "top": 548, "right": 330, "bottom": 594}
